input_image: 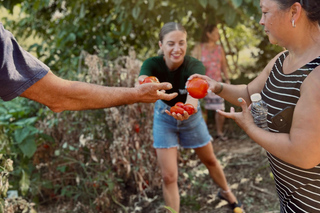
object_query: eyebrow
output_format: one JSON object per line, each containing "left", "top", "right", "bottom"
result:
{"left": 166, "top": 40, "right": 185, "bottom": 43}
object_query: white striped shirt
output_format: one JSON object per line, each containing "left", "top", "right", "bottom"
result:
{"left": 262, "top": 51, "right": 320, "bottom": 212}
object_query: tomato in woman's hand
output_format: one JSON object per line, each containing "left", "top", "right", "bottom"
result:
{"left": 175, "top": 102, "right": 185, "bottom": 108}
{"left": 182, "top": 104, "right": 195, "bottom": 115}
{"left": 139, "top": 76, "right": 160, "bottom": 84}
{"left": 170, "top": 106, "right": 185, "bottom": 115}
{"left": 186, "top": 77, "right": 209, "bottom": 99}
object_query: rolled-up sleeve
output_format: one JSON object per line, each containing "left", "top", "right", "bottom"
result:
{"left": 0, "top": 23, "right": 49, "bottom": 101}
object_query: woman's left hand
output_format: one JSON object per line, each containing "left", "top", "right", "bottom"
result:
{"left": 217, "top": 97, "right": 256, "bottom": 132}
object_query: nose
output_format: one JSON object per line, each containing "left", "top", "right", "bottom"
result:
{"left": 259, "top": 16, "right": 264, "bottom": 25}
{"left": 173, "top": 44, "right": 180, "bottom": 51}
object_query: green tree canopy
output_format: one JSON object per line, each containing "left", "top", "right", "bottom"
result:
{"left": 1, "top": 0, "right": 272, "bottom": 78}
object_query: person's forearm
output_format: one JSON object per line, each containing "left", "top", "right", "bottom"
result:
{"left": 52, "top": 81, "right": 140, "bottom": 112}
{"left": 21, "top": 71, "right": 176, "bottom": 112}
{"left": 215, "top": 83, "right": 250, "bottom": 106}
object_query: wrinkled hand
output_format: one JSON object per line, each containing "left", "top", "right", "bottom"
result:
{"left": 136, "top": 82, "right": 178, "bottom": 103}
{"left": 165, "top": 109, "right": 196, "bottom": 121}
{"left": 217, "top": 98, "right": 255, "bottom": 132}
{"left": 187, "top": 74, "right": 219, "bottom": 94}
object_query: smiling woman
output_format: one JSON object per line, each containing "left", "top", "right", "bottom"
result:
{"left": 137, "top": 22, "right": 243, "bottom": 213}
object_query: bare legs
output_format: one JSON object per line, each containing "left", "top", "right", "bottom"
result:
{"left": 194, "top": 142, "right": 237, "bottom": 203}
{"left": 156, "top": 142, "right": 238, "bottom": 212}
{"left": 215, "top": 111, "right": 227, "bottom": 138}
{"left": 156, "top": 148, "right": 180, "bottom": 212}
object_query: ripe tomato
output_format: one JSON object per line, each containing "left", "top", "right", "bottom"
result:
{"left": 170, "top": 106, "right": 185, "bottom": 115}
{"left": 134, "top": 123, "right": 140, "bottom": 133}
{"left": 175, "top": 102, "right": 185, "bottom": 108}
{"left": 186, "top": 77, "right": 209, "bottom": 99}
{"left": 182, "top": 104, "right": 195, "bottom": 115}
{"left": 140, "top": 76, "right": 160, "bottom": 84}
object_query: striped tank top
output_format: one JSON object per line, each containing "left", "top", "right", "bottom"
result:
{"left": 261, "top": 51, "right": 320, "bottom": 212}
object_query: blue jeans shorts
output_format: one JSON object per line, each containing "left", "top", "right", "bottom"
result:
{"left": 153, "top": 100, "right": 213, "bottom": 149}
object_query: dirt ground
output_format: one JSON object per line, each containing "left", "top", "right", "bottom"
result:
{"left": 36, "top": 119, "right": 281, "bottom": 213}
{"left": 125, "top": 119, "right": 281, "bottom": 213}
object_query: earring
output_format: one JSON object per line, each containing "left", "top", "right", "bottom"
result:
{"left": 292, "top": 20, "right": 296, "bottom": 28}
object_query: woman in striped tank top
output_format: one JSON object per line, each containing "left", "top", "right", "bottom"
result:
{"left": 190, "top": 0, "right": 320, "bottom": 212}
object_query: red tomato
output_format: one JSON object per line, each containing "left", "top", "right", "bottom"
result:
{"left": 182, "top": 104, "right": 195, "bottom": 115}
{"left": 134, "top": 123, "right": 140, "bottom": 133}
{"left": 170, "top": 106, "right": 185, "bottom": 115}
{"left": 175, "top": 102, "right": 185, "bottom": 108}
{"left": 43, "top": 144, "right": 50, "bottom": 149}
{"left": 186, "top": 78, "right": 209, "bottom": 99}
{"left": 140, "top": 76, "right": 160, "bottom": 84}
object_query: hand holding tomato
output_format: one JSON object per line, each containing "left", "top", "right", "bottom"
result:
{"left": 139, "top": 76, "right": 160, "bottom": 84}
{"left": 186, "top": 77, "right": 209, "bottom": 99}
{"left": 166, "top": 102, "right": 196, "bottom": 121}
{"left": 187, "top": 74, "right": 222, "bottom": 95}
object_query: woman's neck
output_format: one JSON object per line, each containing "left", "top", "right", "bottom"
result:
{"left": 204, "top": 41, "right": 217, "bottom": 48}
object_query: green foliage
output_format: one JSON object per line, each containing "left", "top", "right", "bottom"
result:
{"left": 1, "top": 0, "right": 263, "bottom": 77}
{"left": 0, "top": 0, "right": 284, "bottom": 211}
{"left": 0, "top": 98, "right": 53, "bottom": 198}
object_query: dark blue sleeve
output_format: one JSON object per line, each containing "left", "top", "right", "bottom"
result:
{"left": 0, "top": 23, "right": 49, "bottom": 101}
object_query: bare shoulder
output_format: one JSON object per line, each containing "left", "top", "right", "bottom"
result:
{"left": 302, "top": 65, "right": 320, "bottom": 94}
{"left": 264, "top": 51, "right": 286, "bottom": 72}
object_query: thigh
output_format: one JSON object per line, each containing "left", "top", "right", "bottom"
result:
{"left": 156, "top": 148, "right": 178, "bottom": 176}
{"left": 194, "top": 142, "right": 217, "bottom": 163}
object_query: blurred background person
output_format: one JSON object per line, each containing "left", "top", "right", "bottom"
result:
{"left": 192, "top": 24, "right": 231, "bottom": 141}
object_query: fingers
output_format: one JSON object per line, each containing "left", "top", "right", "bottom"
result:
{"left": 188, "top": 74, "right": 207, "bottom": 81}
{"left": 165, "top": 110, "right": 189, "bottom": 120}
{"left": 217, "top": 108, "right": 234, "bottom": 119}
{"left": 155, "top": 82, "right": 173, "bottom": 90}
{"left": 159, "top": 92, "right": 178, "bottom": 101}
{"left": 237, "top": 98, "right": 249, "bottom": 113}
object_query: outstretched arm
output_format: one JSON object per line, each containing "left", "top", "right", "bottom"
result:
{"left": 218, "top": 67, "right": 320, "bottom": 169}
{"left": 21, "top": 71, "right": 178, "bottom": 112}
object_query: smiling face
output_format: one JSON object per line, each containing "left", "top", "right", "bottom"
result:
{"left": 159, "top": 30, "right": 187, "bottom": 70}
{"left": 259, "top": 0, "right": 290, "bottom": 46}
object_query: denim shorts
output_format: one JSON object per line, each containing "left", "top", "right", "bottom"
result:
{"left": 153, "top": 100, "right": 213, "bottom": 149}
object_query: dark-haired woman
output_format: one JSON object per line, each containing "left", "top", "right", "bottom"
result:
{"left": 138, "top": 22, "right": 243, "bottom": 213}
{"left": 192, "top": 24, "right": 230, "bottom": 141}
{"left": 191, "top": 0, "right": 320, "bottom": 212}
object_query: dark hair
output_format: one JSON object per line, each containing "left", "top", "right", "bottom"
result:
{"left": 274, "top": 0, "right": 320, "bottom": 25}
{"left": 201, "top": 24, "right": 217, "bottom": 43}
{"left": 159, "top": 22, "right": 187, "bottom": 43}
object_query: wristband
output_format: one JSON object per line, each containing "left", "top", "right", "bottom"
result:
{"left": 215, "top": 82, "right": 223, "bottom": 94}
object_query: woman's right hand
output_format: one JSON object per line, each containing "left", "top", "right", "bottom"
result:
{"left": 188, "top": 74, "right": 219, "bottom": 94}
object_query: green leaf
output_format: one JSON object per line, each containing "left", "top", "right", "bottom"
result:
{"left": 231, "top": 0, "right": 243, "bottom": 8}
{"left": 224, "top": 7, "right": 237, "bottom": 26}
{"left": 148, "top": 0, "right": 155, "bottom": 10}
{"left": 14, "top": 128, "right": 30, "bottom": 144}
{"left": 121, "top": 21, "right": 132, "bottom": 35}
{"left": 0, "top": 114, "right": 12, "bottom": 122}
{"left": 13, "top": 117, "right": 38, "bottom": 126}
{"left": 57, "top": 165, "right": 67, "bottom": 173}
{"left": 198, "top": 0, "right": 208, "bottom": 8}
{"left": 132, "top": 6, "right": 141, "bottom": 20}
{"left": 208, "top": 0, "right": 219, "bottom": 9}
{"left": 18, "top": 136, "right": 37, "bottom": 158}
{"left": 20, "top": 170, "right": 30, "bottom": 196}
